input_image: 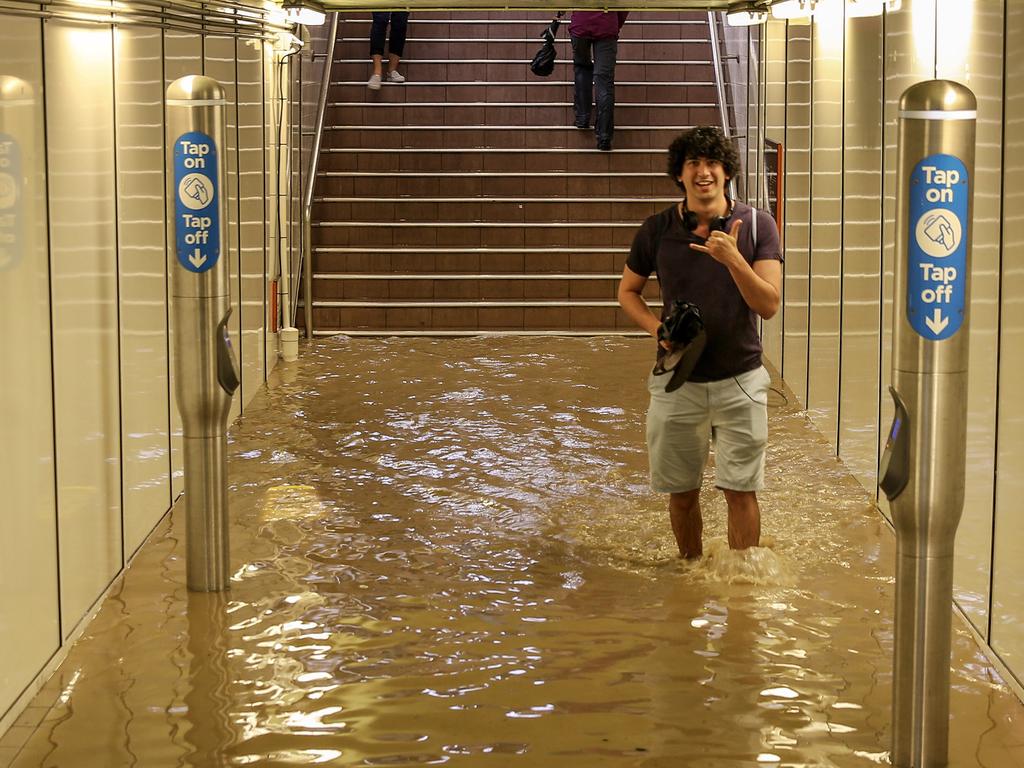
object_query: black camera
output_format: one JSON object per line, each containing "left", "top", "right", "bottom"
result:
{"left": 658, "top": 300, "right": 704, "bottom": 348}
{"left": 653, "top": 301, "right": 706, "bottom": 392}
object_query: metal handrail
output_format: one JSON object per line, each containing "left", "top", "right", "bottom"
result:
{"left": 706, "top": 10, "right": 736, "bottom": 200}
{"left": 300, "top": 11, "right": 339, "bottom": 338}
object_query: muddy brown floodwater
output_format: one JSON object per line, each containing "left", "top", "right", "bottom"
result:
{"left": 8, "top": 336, "right": 1024, "bottom": 767}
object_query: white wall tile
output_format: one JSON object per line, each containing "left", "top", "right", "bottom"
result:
{"left": 0, "top": 15, "right": 60, "bottom": 717}
{"left": 45, "top": 22, "right": 122, "bottom": 636}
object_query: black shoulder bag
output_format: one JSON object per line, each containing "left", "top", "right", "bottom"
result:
{"left": 530, "top": 12, "right": 565, "bottom": 77}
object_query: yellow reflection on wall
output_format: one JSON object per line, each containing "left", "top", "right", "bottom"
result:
{"left": 936, "top": 0, "right": 974, "bottom": 75}
{"left": 64, "top": 25, "right": 114, "bottom": 56}
{"left": 911, "top": 0, "right": 937, "bottom": 73}
{"left": 815, "top": 0, "right": 845, "bottom": 43}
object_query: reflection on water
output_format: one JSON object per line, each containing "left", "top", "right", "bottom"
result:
{"left": 10, "top": 337, "right": 1024, "bottom": 767}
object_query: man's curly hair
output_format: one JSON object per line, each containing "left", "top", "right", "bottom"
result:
{"left": 666, "top": 127, "right": 741, "bottom": 191}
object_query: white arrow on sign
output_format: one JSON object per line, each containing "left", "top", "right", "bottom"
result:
{"left": 188, "top": 250, "right": 207, "bottom": 269}
{"left": 925, "top": 308, "right": 949, "bottom": 335}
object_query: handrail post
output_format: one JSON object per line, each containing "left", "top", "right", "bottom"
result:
{"left": 301, "top": 11, "right": 339, "bottom": 339}
{"left": 706, "top": 11, "right": 736, "bottom": 200}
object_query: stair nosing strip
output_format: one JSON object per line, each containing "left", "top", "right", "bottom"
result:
{"left": 331, "top": 82, "right": 713, "bottom": 87}
{"left": 335, "top": 37, "right": 710, "bottom": 43}
{"left": 328, "top": 101, "right": 717, "bottom": 108}
{"left": 320, "top": 148, "right": 666, "bottom": 154}
{"left": 312, "top": 329, "right": 650, "bottom": 337}
{"left": 315, "top": 197, "right": 677, "bottom": 203}
{"left": 309, "top": 300, "right": 657, "bottom": 308}
{"left": 313, "top": 221, "right": 643, "bottom": 227}
{"left": 313, "top": 273, "right": 626, "bottom": 280}
{"left": 320, "top": 172, "right": 663, "bottom": 177}
{"left": 313, "top": 246, "right": 630, "bottom": 252}
{"left": 332, "top": 60, "right": 714, "bottom": 66}
{"left": 339, "top": 18, "right": 708, "bottom": 25}
{"left": 323, "top": 124, "right": 699, "bottom": 130}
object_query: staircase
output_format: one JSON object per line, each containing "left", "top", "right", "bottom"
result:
{"left": 306, "top": 10, "right": 722, "bottom": 336}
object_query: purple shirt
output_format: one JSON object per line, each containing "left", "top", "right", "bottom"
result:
{"left": 569, "top": 11, "right": 628, "bottom": 40}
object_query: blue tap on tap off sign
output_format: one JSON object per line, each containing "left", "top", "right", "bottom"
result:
{"left": 907, "top": 153, "right": 968, "bottom": 340}
{"left": 174, "top": 131, "right": 219, "bottom": 273}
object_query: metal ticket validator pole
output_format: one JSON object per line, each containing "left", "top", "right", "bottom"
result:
{"left": 166, "top": 76, "right": 240, "bottom": 592}
{"left": 879, "top": 80, "right": 976, "bottom": 767}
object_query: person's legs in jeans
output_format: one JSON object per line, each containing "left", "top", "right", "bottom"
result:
{"left": 369, "top": 12, "right": 390, "bottom": 86}
{"left": 386, "top": 11, "right": 409, "bottom": 76}
{"left": 571, "top": 35, "right": 594, "bottom": 128}
{"left": 592, "top": 37, "right": 618, "bottom": 148}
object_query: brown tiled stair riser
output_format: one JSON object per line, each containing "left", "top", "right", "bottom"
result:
{"left": 305, "top": 10, "right": 719, "bottom": 335}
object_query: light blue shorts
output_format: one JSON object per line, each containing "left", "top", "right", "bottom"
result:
{"left": 646, "top": 365, "right": 770, "bottom": 494}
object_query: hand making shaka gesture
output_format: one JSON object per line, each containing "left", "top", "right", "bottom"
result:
{"left": 690, "top": 219, "right": 744, "bottom": 267}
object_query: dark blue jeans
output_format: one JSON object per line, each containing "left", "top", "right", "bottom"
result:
{"left": 571, "top": 36, "right": 618, "bottom": 144}
{"left": 370, "top": 12, "right": 409, "bottom": 58}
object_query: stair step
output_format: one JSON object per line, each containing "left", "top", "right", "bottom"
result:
{"left": 309, "top": 11, "right": 717, "bottom": 335}
{"left": 304, "top": 302, "right": 649, "bottom": 335}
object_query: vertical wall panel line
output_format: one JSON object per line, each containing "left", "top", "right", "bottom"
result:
{"left": 111, "top": 26, "right": 126, "bottom": 568}
{"left": 805, "top": 22, "right": 814, "bottom": 410}
{"left": 161, "top": 30, "right": 174, "bottom": 509}
{"left": 235, "top": 40, "right": 244, "bottom": 410}
{"left": 874, "top": 8, "right": 888, "bottom": 498}
{"left": 39, "top": 17, "right": 63, "bottom": 646}
{"left": 781, "top": 26, "right": 788, "bottom": 376}
{"left": 836, "top": 7, "right": 846, "bottom": 457}
{"left": 262, "top": 42, "right": 268, "bottom": 382}
{"left": 988, "top": 0, "right": 1009, "bottom": 643}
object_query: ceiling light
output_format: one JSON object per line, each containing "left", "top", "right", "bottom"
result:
{"left": 770, "top": 0, "right": 816, "bottom": 19}
{"left": 274, "top": 31, "right": 304, "bottom": 54}
{"left": 727, "top": 2, "right": 769, "bottom": 26}
{"left": 846, "top": 0, "right": 901, "bottom": 16}
{"left": 283, "top": 0, "right": 325, "bottom": 26}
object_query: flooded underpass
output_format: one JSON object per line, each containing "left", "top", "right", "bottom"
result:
{"left": 10, "top": 337, "right": 1024, "bottom": 767}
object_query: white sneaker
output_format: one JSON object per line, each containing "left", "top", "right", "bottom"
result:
{"left": 385, "top": 70, "right": 405, "bottom": 84}
{"left": 367, "top": 73, "right": 381, "bottom": 90}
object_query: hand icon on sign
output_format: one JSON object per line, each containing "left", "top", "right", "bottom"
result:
{"left": 923, "top": 214, "right": 955, "bottom": 252}
{"left": 183, "top": 177, "right": 210, "bottom": 206}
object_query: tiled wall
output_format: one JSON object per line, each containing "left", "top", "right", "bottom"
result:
{"left": 993, "top": 0, "right": 1024, "bottom": 680}
{"left": 758, "top": 0, "right": 1024, "bottom": 689}
{"left": 0, "top": 16, "right": 284, "bottom": 725}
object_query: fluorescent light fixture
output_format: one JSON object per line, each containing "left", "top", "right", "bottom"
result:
{"left": 770, "top": 0, "right": 816, "bottom": 19}
{"left": 274, "top": 30, "right": 304, "bottom": 54}
{"left": 283, "top": 0, "right": 325, "bottom": 26}
{"left": 846, "top": 0, "right": 901, "bottom": 16}
{"left": 727, "top": 2, "right": 769, "bottom": 26}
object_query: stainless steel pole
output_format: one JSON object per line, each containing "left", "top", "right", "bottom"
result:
{"left": 880, "top": 79, "right": 976, "bottom": 768}
{"left": 166, "top": 75, "right": 240, "bottom": 592}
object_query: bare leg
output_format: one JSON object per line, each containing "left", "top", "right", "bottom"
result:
{"left": 372, "top": 54, "right": 384, "bottom": 77}
{"left": 723, "top": 489, "right": 760, "bottom": 550}
{"left": 387, "top": 53, "right": 401, "bottom": 73}
{"left": 669, "top": 489, "right": 702, "bottom": 559}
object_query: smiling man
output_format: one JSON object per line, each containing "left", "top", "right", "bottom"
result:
{"left": 617, "top": 126, "right": 784, "bottom": 560}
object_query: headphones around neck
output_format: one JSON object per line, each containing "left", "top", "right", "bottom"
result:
{"left": 681, "top": 197, "right": 734, "bottom": 234}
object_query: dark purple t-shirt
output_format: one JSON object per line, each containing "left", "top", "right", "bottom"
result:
{"left": 626, "top": 201, "right": 782, "bottom": 381}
